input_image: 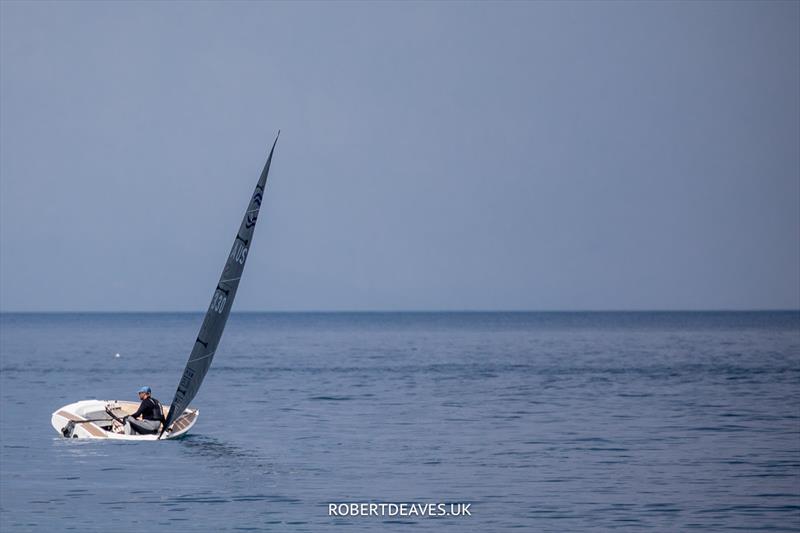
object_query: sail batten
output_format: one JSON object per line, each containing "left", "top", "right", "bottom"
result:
{"left": 161, "top": 133, "right": 279, "bottom": 436}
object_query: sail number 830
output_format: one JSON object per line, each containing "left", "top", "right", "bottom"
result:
{"left": 210, "top": 291, "right": 227, "bottom": 313}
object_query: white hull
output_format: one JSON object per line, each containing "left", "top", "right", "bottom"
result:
{"left": 51, "top": 399, "right": 199, "bottom": 440}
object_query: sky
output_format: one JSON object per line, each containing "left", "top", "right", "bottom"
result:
{"left": 1, "top": 1, "right": 798, "bottom": 312}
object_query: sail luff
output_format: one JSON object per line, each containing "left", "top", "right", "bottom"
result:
{"left": 161, "top": 133, "right": 279, "bottom": 435}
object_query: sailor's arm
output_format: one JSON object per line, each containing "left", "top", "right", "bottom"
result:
{"left": 130, "top": 400, "right": 147, "bottom": 419}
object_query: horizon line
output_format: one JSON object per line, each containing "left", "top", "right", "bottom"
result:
{"left": 1, "top": 308, "right": 798, "bottom": 314}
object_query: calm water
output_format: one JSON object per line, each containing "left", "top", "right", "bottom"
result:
{"left": 1, "top": 312, "right": 798, "bottom": 531}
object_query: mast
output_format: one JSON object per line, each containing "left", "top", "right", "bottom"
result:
{"left": 160, "top": 132, "right": 279, "bottom": 437}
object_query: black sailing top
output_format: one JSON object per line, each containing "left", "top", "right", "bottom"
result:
{"left": 131, "top": 397, "right": 164, "bottom": 421}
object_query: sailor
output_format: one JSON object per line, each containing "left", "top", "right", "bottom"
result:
{"left": 121, "top": 387, "right": 165, "bottom": 435}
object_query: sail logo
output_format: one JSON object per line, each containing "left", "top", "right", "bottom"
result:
{"left": 230, "top": 241, "right": 247, "bottom": 265}
{"left": 245, "top": 211, "right": 258, "bottom": 229}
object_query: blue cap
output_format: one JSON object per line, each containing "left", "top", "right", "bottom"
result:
{"left": 137, "top": 386, "right": 151, "bottom": 394}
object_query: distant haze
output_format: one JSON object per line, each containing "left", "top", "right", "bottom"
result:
{"left": 1, "top": 1, "right": 798, "bottom": 311}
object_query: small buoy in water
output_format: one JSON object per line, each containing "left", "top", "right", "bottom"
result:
{"left": 115, "top": 353, "right": 120, "bottom": 358}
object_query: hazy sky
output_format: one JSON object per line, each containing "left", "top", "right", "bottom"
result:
{"left": 1, "top": 1, "right": 798, "bottom": 311}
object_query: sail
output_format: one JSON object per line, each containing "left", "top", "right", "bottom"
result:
{"left": 162, "top": 133, "right": 279, "bottom": 434}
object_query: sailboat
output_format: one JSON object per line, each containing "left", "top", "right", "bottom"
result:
{"left": 51, "top": 133, "right": 280, "bottom": 440}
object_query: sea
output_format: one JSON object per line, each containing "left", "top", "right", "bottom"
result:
{"left": 0, "top": 311, "right": 798, "bottom": 531}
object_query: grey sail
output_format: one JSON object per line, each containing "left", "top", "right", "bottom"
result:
{"left": 162, "top": 133, "right": 279, "bottom": 435}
